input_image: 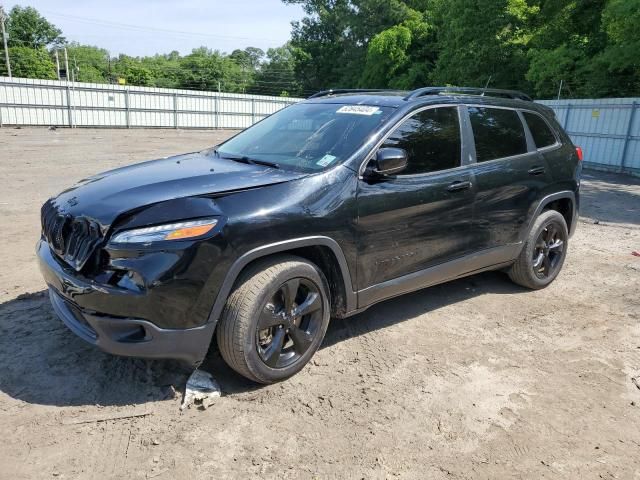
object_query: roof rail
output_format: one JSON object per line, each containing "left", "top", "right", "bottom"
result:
{"left": 308, "top": 89, "right": 397, "bottom": 99}
{"left": 405, "top": 87, "right": 532, "bottom": 102}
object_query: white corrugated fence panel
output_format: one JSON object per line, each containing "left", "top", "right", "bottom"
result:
{"left": 539, "top": 97, "right": 640, "bottom": 176}
{"left": 0, "top": 76, "right": 301, "bottom": 130}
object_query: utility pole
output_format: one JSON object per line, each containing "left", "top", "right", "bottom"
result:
{"left": 107, "top": 50, "right": 112, "bottom": 83}
{"left": 0, "top": 6, "right": 11, "bottom": 78}
{"left": 54, "top": 50, "right": 60, "bottom": 80}
{"left": 557, "top": 80, "right": 564, "bottom": 100}
{"left": 63, "top": 47, "right": 69, "bottom": 81}
{"left": 483, "top": 75, "right": 492, "bottom": 93}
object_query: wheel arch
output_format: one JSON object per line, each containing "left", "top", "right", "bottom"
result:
{"left": 522, "top": 191, "right": 577, "bottom": 242}
{"left": 206, "top": 237, "right": 357, "bottom": 326}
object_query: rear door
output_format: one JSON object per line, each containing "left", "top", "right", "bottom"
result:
{"left": 356, "top": 106, "right": 475, "bottom": 291}
{"left": 466, "top": 106, "right": 550, "bottom": 251}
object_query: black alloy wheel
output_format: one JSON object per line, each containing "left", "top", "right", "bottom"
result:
{"left": 532, "top": 223, "right": 565, "bottom": 279}
{"left": 256, "top": 278, "right": 324, "bottom": 369}
{"left": 216, "top": 255, "right": 331, "bottom": 384}
{"left": 508, "top": 209, "right": 569, "bottom": 290}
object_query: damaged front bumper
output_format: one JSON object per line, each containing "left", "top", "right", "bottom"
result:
{"left": 37, "top": 239, "right": 215, "bottom": 366}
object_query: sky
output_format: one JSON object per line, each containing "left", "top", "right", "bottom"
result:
{"left": 4, "top": 0, "right": 305, "bottom": 56}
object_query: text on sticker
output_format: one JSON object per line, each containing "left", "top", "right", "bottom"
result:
{"left": 336, "top": 106, "right": 381, "bottom": 116}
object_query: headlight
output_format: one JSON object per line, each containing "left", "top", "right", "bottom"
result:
{"left": 110, "top": 218, "right": 218, "bottom": 244}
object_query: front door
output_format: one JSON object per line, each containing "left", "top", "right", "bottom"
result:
{"left": 356, "top": 106, "right": 475, "bottom": 292}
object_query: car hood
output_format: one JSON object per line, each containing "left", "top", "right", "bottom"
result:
{"left": 49, "top": 150, "right": 308, "bottom": 228}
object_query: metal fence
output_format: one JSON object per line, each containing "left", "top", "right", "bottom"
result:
{"left": 538, "top": 98, "right": 639, "bottom": 176}
{"left": 0, "top": 76, "right": 301, "bottom": 130}
{"left": 1, "top": 78, "right": 638, "bottom": 176}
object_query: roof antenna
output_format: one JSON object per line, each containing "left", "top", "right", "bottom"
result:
{"left": 482, "top": 76, "right": 493, "bottom": 96}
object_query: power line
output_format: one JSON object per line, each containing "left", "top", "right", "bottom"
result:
{"left": 39, "top": 10, "right": 280, "bottom": 43}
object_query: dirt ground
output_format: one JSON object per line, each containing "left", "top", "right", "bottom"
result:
{"left": 0, "top": 127, "right": 639, "bottom": 479}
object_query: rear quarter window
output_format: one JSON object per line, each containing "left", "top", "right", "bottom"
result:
{"left": 469, "top": 107, "right": 528, "bottom": 162}
{"left": 523, "top": 112, "right": 558, "bottom": 149}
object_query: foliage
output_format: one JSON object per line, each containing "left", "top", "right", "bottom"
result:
{"left": 6, "top": 6, "right": 65, "bottom": 49}
{"left": 2, "top": 3, "right": 639, "bottom": 98}
{"left": 6, "top": 46, "right": 56, "bottom": 79}
{"left": 65, "top": 43, "right": 110, "bottom": 83}
{"left": 178, "top": 47, "right": 245, "bottom": 92}
{"left": 252, "top": 43, "right": 302, "bottom": 96}
{"left": 139, "top": 52, "right": 182, "bottom": 88}
{"left": 286, "top": 0, "right": 640, "bottom": 98}
{"left": 431, "top": 0, "right": 537, "bottom": 90}
{"left": 229, "top": 47, "right": 265, "bottom": 70}
{"left": 112, "top": 55, "right": 154, "bottom": 86}
{"left": 598, "top": 0, "right": 640, "bottom": 95}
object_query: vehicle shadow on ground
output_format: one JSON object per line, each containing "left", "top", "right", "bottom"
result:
{"left": 0, "top": 272, "right": 525, "bottom": 406}
{"left": 205, "top": 271, "right": 527, "bottom": 395}
{"left": 0, "top": 290, "right": 193, "bottom": 407}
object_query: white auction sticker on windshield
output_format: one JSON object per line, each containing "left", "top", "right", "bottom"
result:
{"left": 317, "top": 154, "right": 337, "bottom": 167}
{"left": 336, "top": 105, "right": 381, "bottom": 116}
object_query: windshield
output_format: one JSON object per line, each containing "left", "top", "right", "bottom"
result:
{"left": 216, "top": 103, "right": 394, "bottom": 172}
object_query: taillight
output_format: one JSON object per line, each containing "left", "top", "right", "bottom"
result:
{"left": 576, "top": 146, "right": 584, "bottom": 162}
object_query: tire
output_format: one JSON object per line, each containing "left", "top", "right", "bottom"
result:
{"left": 216, "top": 255, "right": 331, "bottom": 384}
{"left": 508, "top": 209, "right": 569, "bottom": 290}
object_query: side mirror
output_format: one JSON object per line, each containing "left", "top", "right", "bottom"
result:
{"left": 368, "top": 147, "right": 408, "bottom": 177}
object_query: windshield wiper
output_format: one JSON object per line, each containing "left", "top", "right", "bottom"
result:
{"left": 214, "top": 150, "right": 280, "bottom": 169}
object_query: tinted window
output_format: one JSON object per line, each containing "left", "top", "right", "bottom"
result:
{"left": 469, "top": 107, "right": 528, "bottom": 162}
{"left": 523, "top": 112, "right": 557, "bottom": 148}
{"left": 382, "top": 107, "right": 461, "bottom": 175}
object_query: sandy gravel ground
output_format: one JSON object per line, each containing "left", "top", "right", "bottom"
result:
{"left": 0, "top": 128, "right": 639, "bottom": 479}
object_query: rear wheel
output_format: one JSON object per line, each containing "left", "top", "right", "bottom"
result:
{"left": 508, "top": 210, "right": 568, "bottom": 290}
{"left": 216, "top": 255, "right": 330, "bottom": 384}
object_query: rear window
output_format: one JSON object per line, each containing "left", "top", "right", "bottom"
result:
{"left": 469, "top": 107, "right": 528, "bottom": 162}
{"left": 523, "top": 112, "right": 557, "bottom": 149}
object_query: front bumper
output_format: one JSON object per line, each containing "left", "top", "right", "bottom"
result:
{"left": 38, "top": 239, "right": 215, "bottom": 366}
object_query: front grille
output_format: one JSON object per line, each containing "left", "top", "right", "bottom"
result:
{"left": 41, "top": 200, "right": 103, "bottom": 271}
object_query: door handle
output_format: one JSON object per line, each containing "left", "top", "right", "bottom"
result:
{"left": 447, "top": 180, "right": 472, "bottom": 192}
{"left": 528, "top": 166, "right": 546, "bottom": 176}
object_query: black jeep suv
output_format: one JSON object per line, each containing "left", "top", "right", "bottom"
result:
{"left": 38, "top": 87, "right": 581, "bottom": 383}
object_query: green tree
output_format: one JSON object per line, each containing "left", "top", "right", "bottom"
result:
{"left": 141, "top": 51, "right": 183, "bottom": 88}
{"left": 178, "top": 47, "right": 243, "bottom": 91}
{"left": 252, "top": 43, "right": 301, "bottom": 96}
{"left": 7, "top": 6, "right": 65, "bottom": 49}
{"left": 6, "top": 46, "right": 56, "bottom": 78}
{"left": 229, "top": 47, "right": 265, "bottom": 70}
{"left": 361, "top": 25, "right": 412, "bottom": 87}
{"left": 597, "top": 0, "right": 640, "bottom": 96}
{"left": 284, "top": 0, "right": 425, "bottom": 92}
{"left": 525, "top": 0, "right": 608, "bottom": 98}
{"left": 65, "top": 43, "right": 110, "bottom": 83}
{"left": 113, "top": 55, "right": 154, "bottom": 86}
{"left": 360, "top": 10, "right": 434, "bottom": 89}
{"left": 431, "top": 0, "right": 537, "bottom": 90}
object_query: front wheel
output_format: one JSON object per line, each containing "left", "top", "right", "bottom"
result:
{"left": 508, "top": 210, "right": 569, "bottom": 290}
{"left": 216, "top": 255, "right": 330, "bottom": 384}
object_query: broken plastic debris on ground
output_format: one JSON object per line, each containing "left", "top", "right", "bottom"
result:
{"left": 180, "top": 369, "right": 221, "bottom": 411}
